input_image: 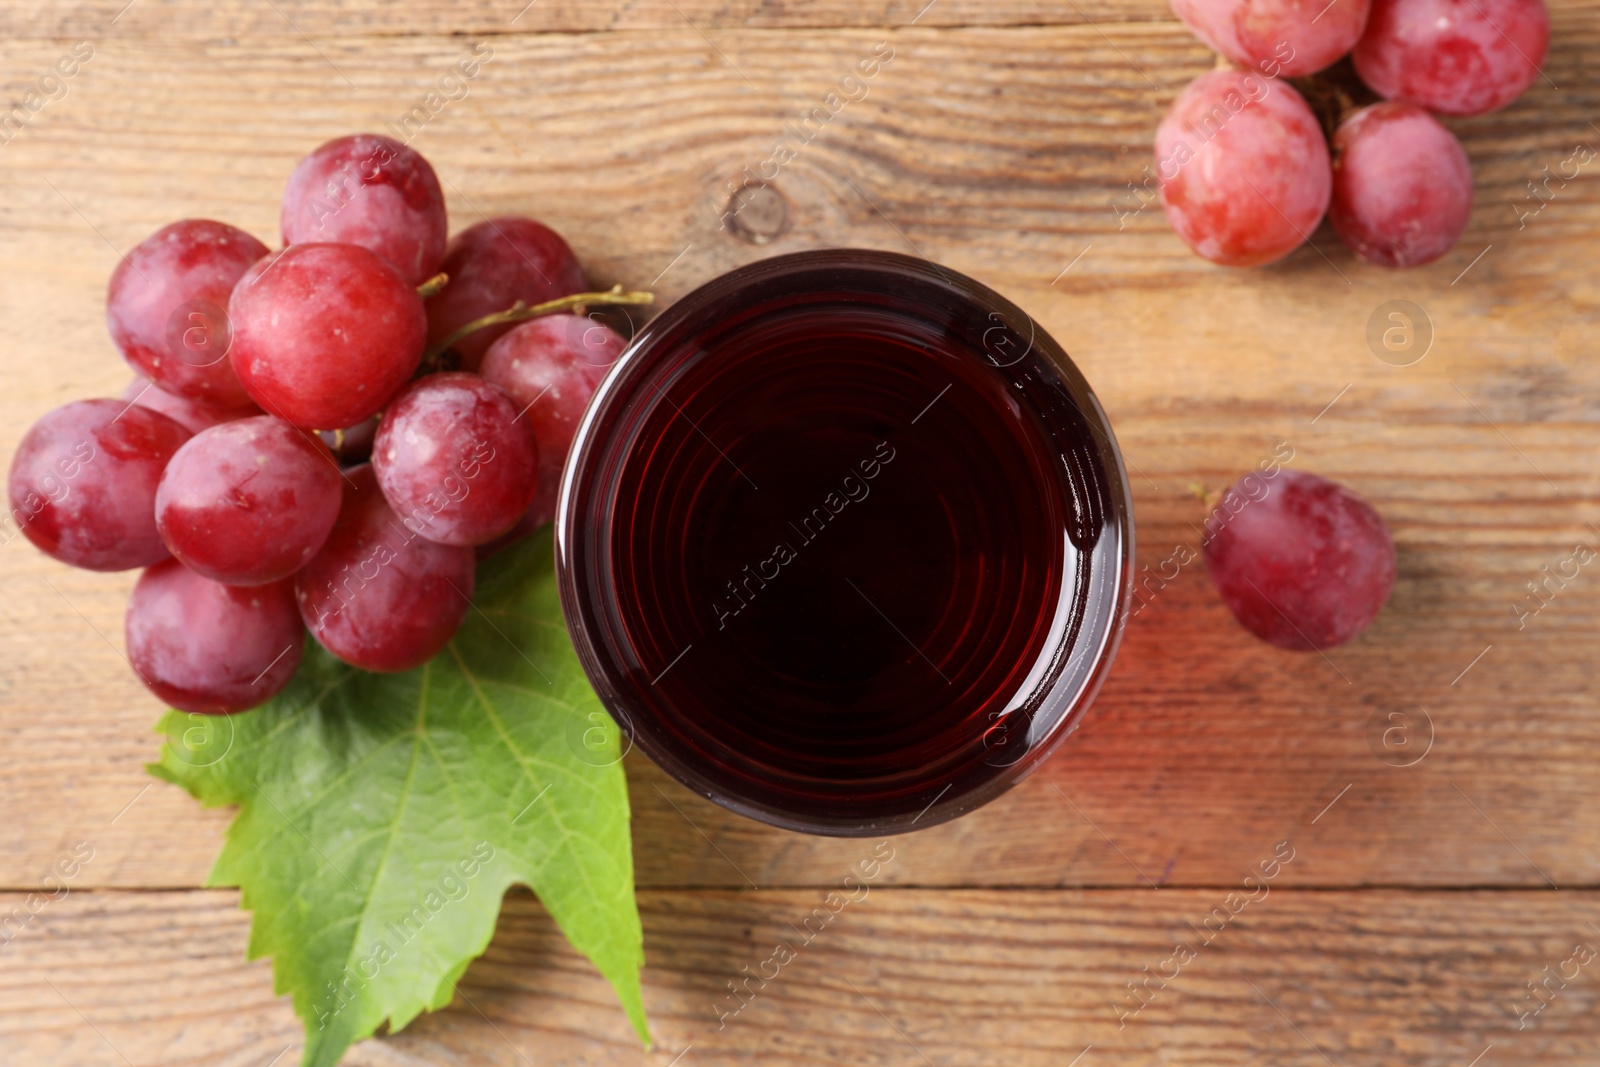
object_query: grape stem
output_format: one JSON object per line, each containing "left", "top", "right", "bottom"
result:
{"left": 1188, "top": 482, "right": 1220, "bottom": 509}
{"left": 424, "top": 285, "right": 654, "bottom": 363}
{"left": 416, "top": 272, "right": 451, "bottom": 298}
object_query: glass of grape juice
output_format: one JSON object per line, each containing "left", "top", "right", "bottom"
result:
{"left": 557, "top": 250, "right": 1132, "bottom": 836}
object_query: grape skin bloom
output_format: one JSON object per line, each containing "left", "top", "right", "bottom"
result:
{"left": 126, "top": 561, "right": 303, "bottom": 714}
{"left": 228, "top": 243, "right": 427, "bottom": 431}
{"left": 8, "top": 399, "right": 192, "bottom": 572}
{"left": 481, "top": 314, "right": 624, "bottom": 530}
{"left": 1330, "top": 102, "right": 1473, "bottom": 268}
{"left": 295, "top": 464, "right": 476, "bottom": 672}
{"left": 1353, "top": 0, "right": 1549, "bottom": 117}
{"left": 155, "top": 415, "right": 344, "bottom": 586}
{"left": 1155, "top": 70, "right": 1331, "bottom": 267}
{"left": 1204, "top": 469, "right": 1396, "bottom": 650}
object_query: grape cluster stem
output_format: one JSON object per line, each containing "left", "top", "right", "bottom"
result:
{"left": 416, "top": 272, "right": 451, "bottom": 298}
{"left": 424, "top": 285, "right": 654, "bottom": 364}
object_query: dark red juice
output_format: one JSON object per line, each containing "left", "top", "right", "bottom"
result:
{"left": 559, "top": 251, "right": 1130, "bottom": 835}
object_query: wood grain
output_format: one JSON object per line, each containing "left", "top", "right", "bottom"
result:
{"left": 1, "top": 887, "right": 1595, "bottom": 1065}
{"left": 2, "top": 20, "right": 1599, "bottom": 891}
{"left": 3, "top": 1, "right": 1174, "bottom": 39}
{"left": 2, "top": 6, "right": 1599, "bottom": 1063}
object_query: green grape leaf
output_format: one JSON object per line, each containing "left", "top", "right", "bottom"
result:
{"left": 148, "top": 529, "right": 648, "bottom": 1067}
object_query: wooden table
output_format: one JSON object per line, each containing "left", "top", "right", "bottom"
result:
{"left": 3, "top": 2, "right": 1598, "bottom": 1063}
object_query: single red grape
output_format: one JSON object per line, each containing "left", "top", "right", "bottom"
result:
{"left": 1171, "top": 0, "right": 1373, "bottom": 77}
{"left": 372, "top": 373, "right": 539, "bottom": 546}
{"left": 1204, "top": 469, "right": 1395, "bottom": 650}
{"left": 425, "top": 217, "right": 587, "bottom": 370}
{"left": 1156, "top": 70, "right": 1331, "bottom": 267}
{"left": 122, "top": 374, "right": 261, "bottom": 434}
{"left": 126, "top": 560, "right": 302, "bottom": 713}
{"left": 8, "top": 399, "right": 191, "bottom": 571}
{"left": 1353, "top": 0, "right": 1549, "bottom": 117}
{"left": 480, "top": 314, "right": 622, "bottom": 529}
{"left": 280, "top": 133, "right": 448, "bottom": 286}
{"left": 155, "top": 416, "right": 344, "bottom": 586}
{"left": 296, "top": 464, "right": 475, "bottom": 672}
{"left": 228, "top": 243, "right": 426, "bottom": 430}
{"left": 106, "top": 219, "right": 269, "bottom": 407}
{"left": 1330, "top": 102, "right": 1473, "bottom": 267}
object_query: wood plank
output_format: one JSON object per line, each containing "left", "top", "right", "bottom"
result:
{"left": 3, "top": 22, "right": 1600, "bottom": 891}
{"left": 0, "top": 887, "right": 1594, "bottom": 1064}
{"left": 3, "top": 1, "right": 1172, "bottom": 38}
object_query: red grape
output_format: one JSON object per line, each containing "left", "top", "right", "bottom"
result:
{"left": 1171, "top": 0, "right": 1372, "bottom": 77}
{"left": 1204, "top": 469, "right": 1395, "bottom": 650}
{"left": 106, "top": 219, "right": 269, "bottom": 407}
{"left": 480, "top": 314, "right": 622, "bottom": 529}
{"left": 425, "top": 217, "right": 587, "bottom": 370}
{"left": 123, "top": 374, "right": 261, "bottom": 434}
{"left": 1353, "top": 0, "right": 1549, "bottom": 117}
{"left": 295, "top": 464, "right": 475, "bottom": 672}
{"left": 372, "top": 373, "right": 539, "bottom": 546}
{"left": 126, "top": 560, "right": 302, "bottom": 713}
{"left": 8, "top": 399, "right": 191, "bottom": 571}
{"left": 1330, "top": 102, "right": 1473, "bottom": 267}
{"left": 1156, "top": 71, "right": 1331, "bottom": 267}
{"left": 280, "top": 133, "right": 448, "bottom": 286}
{"left": 228, "top": 243, "right": 426, "bottom": 430}
{"left": 155, "top": 416, "right": 344, "bottom": 586}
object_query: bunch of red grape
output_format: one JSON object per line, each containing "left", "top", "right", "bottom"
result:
{"left": 8, "top": 133, "right": 635, "bottom": 714}
{"left": 1159, "top": 0, "right": 1549, "bottom": 268}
